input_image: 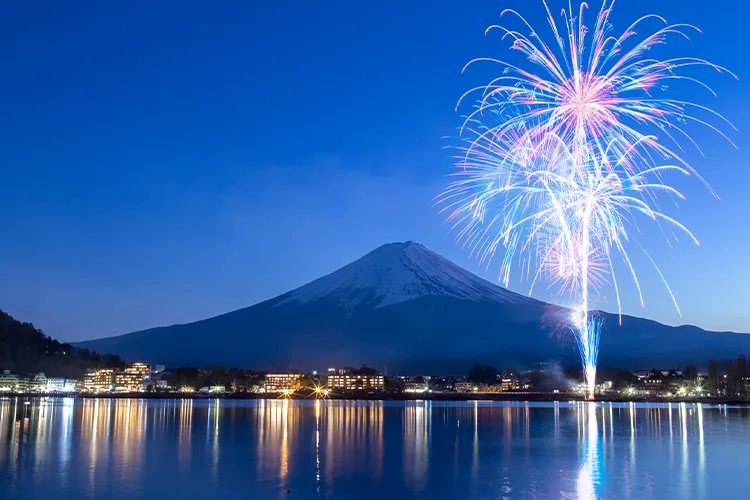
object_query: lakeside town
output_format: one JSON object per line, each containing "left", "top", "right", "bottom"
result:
{"left": 2, "top": 357, "right": 750, "bottom": 401}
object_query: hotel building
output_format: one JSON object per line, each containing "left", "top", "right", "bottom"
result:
{"left": 83, "top": 369, "right": 115, "bottom": 393}
{"left": 264, "top": 373, "right": 301, "bottom": 393}
{"left": 0, "top": 372, "right": 27, "bottom": 392}
{"left": 114, "top": 362, "right": 152, "bottom": 392}
{"left": 327, "top": 373, "right": 385, "bottom": 391}
{"left": 115, "top": 372, "right": 143, "bottom": 392}
{"left": 45, "top": 377, "right": 77, "bottom": 393}
{"left": 126, "top": 362, "right": 151, "bottom": 378}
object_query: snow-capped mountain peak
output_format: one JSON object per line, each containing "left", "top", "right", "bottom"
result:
{"left": 278, "top": 241, "right": 526, "bottom": 308}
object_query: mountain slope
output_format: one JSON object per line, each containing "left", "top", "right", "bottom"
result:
{"left": 76, "top": 241, "right": 750, "bottom": 371}
{"left": 279, "top": 241, "right": 526, "bottom": 308}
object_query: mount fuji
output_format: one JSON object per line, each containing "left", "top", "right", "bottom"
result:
{"left": 76, "top": 241, "right": 750, "bottom": 372}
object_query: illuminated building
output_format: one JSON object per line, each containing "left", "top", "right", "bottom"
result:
{"left": 83, "top": 369, "right": 115, "bottom": 393}
{"left": 327, "top": 374, "right": 384, "bottom": 391}
{"left": 264, "top": 373, "right": 301, "bottom": 393}
{"left": 45, "top": 377, "right": 77, "bottom": 393}
{"left": 27, "top": 373, "right": 48, "bottom": 392}
{"left": 403, "top": 381, "right": 428, "bottom": 393}
{"left": 115, "top": 372, "right": 143, "bottom": 392}
{"left": 126, "top": 362, "right": 151, "bottom": 378}
{"left": 113, "top": 362, "right": 151, "bottom": 392}
{"left": 500, "top": 378, "right": 518, "bottom": 391}
{"left": 455, "top": 382, "right": 474, "bottom": 393}
{"left": 0, "top": 372, "right": 28, "bottom": 392}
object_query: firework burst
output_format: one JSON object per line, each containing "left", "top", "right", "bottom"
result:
{"left": 441, "top": 0, "right": 734, "bottom": 398}
{"left": 457, "top": 0, "right": 736, "bottom": 171}
{"left": 441, "top": 124, "right": 695, "bottom": 314}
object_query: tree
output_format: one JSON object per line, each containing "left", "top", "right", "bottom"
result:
{"left": 597, "top": 368, "right": 636, "bottom": 390}
{"left": 737, "top": 354, "right": 748, "bottom": 398}
{"left": 384, "top": 376, "right": 404, "bottom": 392}
{"left": 724, "top": 359, "right": 738, "bottom": 396}
{"left": 707, "top": 360, "right": 719, "bottom": 393}
{"left": 168, "top": 366, "right": 200, "bottom": 389}
{"left": 468, "top": 364, "right": 498, "bottom": 385}
{"left": 352, "top": 365, "right": 378, "bottom": 376}
{"left": 0, "top": 308, "right": 125, "bottom": 378}
{"left": 685, "top": 363, "right": 698, "bottom": 381}
{"left": 101, "top": 353, "right": 125, "bottom": 369}
{"left": 526, "top": 369, "right": 568, "bottom": 392}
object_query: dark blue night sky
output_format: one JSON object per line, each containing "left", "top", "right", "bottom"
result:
{"left": 0, "top": 0, "right": 747, "bottom": 341}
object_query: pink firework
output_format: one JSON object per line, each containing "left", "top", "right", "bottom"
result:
{"left": 457, "top": 0, "right": 736, "bottom": 184}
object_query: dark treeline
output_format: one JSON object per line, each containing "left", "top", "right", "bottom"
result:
{"left": 716, "top": 354, "right": 748, "bottom": 398}
{"left": 0, "top": 309, "right": 124, "bottom": 379}
{"left": 166, "top": 366, "right": 265, "bottom": 391}
{"left": 468, "top": 364, "right": 499, "bottom": 385}
{"left": 666, "top": 355, "right": 749, "bottom": 397}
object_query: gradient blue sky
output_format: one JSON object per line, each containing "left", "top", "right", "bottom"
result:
{"left": 0, "top": 0, "right": 747, "bottom": 341}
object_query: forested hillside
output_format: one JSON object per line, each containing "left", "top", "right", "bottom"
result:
{"left": 0, "top": 309, "right": 124, "bottom": 378}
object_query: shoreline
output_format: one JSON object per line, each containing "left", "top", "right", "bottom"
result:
{"left": 2, "top": 392, "right": 749, "bottom": 405}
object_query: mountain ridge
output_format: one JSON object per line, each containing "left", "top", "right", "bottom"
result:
{"left": 75, "top": 241, "right": 750, "bottom": 372}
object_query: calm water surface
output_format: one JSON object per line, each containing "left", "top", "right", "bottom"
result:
{"left": 1, "top": 398, "right": 749, "bottom": 499}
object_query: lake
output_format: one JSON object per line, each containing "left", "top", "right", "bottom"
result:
{"left": 1, "top": 398, "right": 749, "bottom": 499}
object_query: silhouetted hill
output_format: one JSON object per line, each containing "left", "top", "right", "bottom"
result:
{"left": 0, "top": 309, "right": 123, "bottom": 378}
{"left": 76, "top": 242, "right": 750, "bottom": 372}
